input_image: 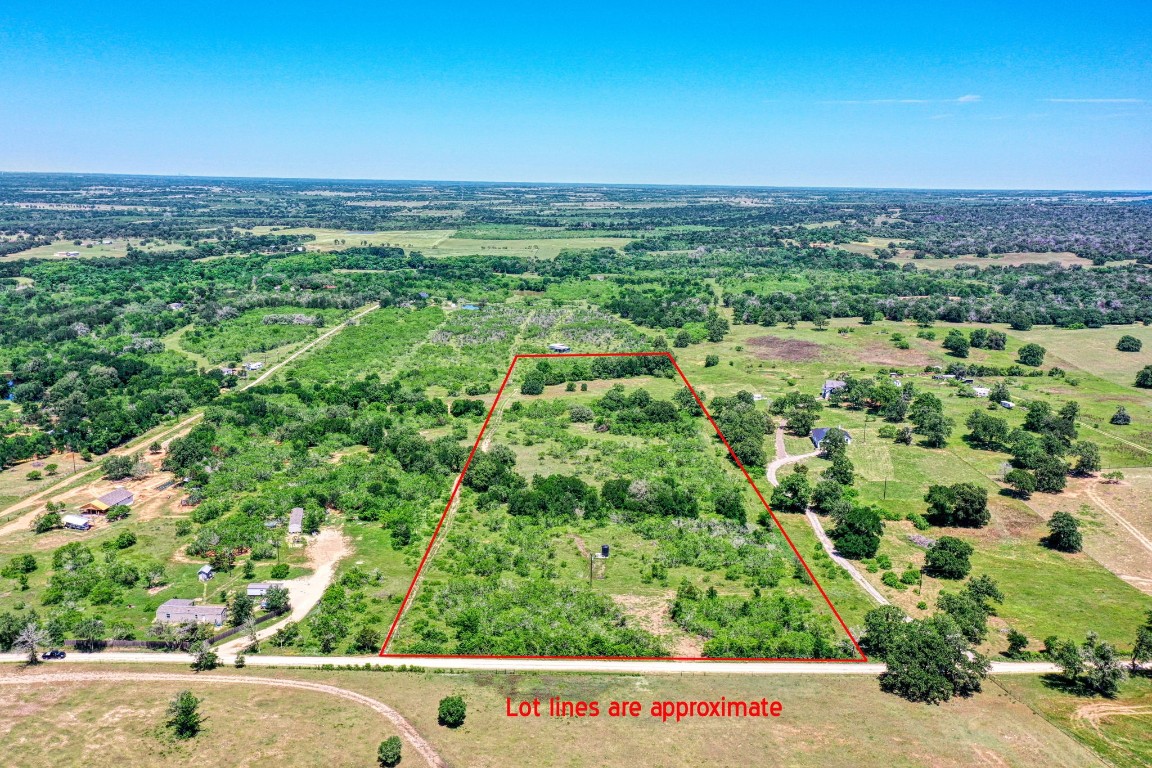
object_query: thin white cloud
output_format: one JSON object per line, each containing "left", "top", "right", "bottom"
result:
{"left": 1044, "top": 98, "right": 1143, "bottom": 103}
{"left": 821, "top": 95, "right": 980, "bottom": 105}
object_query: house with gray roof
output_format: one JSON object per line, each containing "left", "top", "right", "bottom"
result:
{"left": 155, "top": 599, "right": 227, "bottom": 627}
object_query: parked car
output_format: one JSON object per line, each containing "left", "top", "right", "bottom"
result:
{"left": 41, "top": 650, "right": 66, "bottom": 660}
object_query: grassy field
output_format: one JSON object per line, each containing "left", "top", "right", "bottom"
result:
{"left": 252, "top": 226, "right": 635, "bottom": 260}
{"left": 997, "top": 673, "right": 1152, "bottom": 768}
{"left": 0, "top": 664, "right": 1119, "bottom": 768}
{"left": 673, "top": 315, "right": 1152, "bottom": 648}
{"left": 173, "top": 307, "right": 351, "bottom": 366}
{"left": 0, "top": 675, "right": 395, "bottom": 767}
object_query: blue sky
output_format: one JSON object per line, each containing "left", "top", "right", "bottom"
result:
{"left": 0, "top": 1, "right": 1149, "bottom": 188}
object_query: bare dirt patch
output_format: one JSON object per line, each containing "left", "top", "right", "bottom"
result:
{"left": 857, "top": 341, "right": 935, "bottom": 368}
{"left": 611, "top": 593, "right": 704, "bottom": 657}
{"left": 747, "top": 335, "right": 823, "bottom": 362}
{"left": 1072, "top": 702, "right": 1152, "bottom": 731}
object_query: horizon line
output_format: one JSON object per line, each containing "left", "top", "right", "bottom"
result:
{"left": 0, "top": 169, "right": 1150, "bottom": 195}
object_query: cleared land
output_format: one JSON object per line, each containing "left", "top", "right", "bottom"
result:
{"left": 252, "top": 226, "right": 635, "bottom": 259}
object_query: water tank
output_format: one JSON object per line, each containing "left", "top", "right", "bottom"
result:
{"left": 601, "top": 544, "right": 610, "bottom": 558}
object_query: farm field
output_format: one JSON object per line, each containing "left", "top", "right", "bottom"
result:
{"left": 252, "top": 226, "right": 636, "bottom": 259}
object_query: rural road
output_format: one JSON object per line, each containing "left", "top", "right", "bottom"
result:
{"left": 0, "top": 652, "right": 1089, "bottom": 677}
{"left": 0, "top": 670, "right": 445, "bottom": 768}
{"left": 766, "top": 427, "right": 890, "bottom": 606}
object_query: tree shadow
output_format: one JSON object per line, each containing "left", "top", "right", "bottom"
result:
{"left": 1038, "top": 673, "right": 1096, "bottom": 698}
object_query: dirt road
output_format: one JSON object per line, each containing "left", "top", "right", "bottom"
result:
{"left": 218, "top": 528, "right": 351, "bottom": 653}
{"left": 0, "top": 670, "right": 445, "bottom": 768}
{"left": 765, "top": 427, "right": 889, "bottom": 606}
{"left": 1, "top": 652, "right": 1109, "bottom": 677}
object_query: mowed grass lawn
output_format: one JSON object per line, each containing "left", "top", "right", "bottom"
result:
{"left": 0, "top": 665, "right": 1111, "bottom": 768}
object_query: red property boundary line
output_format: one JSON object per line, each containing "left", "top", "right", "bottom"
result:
{"left": 379, "top": 351, "right": 868, "bottom": 663}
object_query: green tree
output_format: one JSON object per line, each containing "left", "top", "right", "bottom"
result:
{"left": 770, "top": 472, "right": 811, "bottom": 514}
{"left": 1132, "top": 610, "right": 1152, "bottom": 672}
{"left": 438, "top": 695, "right": 467, "bottom": 727}
{"left": 829, "top": 505, "right": 883, "bottom": 559}
{"left": 25, "top": 470, "right": 41, "bottom": 481}
{"left": 924, "top": 537, "right": 973, "bottom": 579}
{"left": 818, "top": 428, "right": 849, "bottom": 460}
{"left": 1006, "top": 629, "right": 1030, "bottom": 659}
{"left": 965, "top": 410, "right": 1009, "bottom": 449}
{"left": 1117, "top": 335, "right": 1142, "bottom": 352}
{"left": 1033, "top": 455, "right": 1069, "bottom": 493}
{"left": 1137, "top": 365, "right": 1152, "bottom": 389}
{"left": 74, "top": 618, "right": 106, "bottom": 651}
{"left": 1044, "top": 511, "right": 1083, "bottom": 553}
{"left": 263, "top": 585, "right": 291, "bottom": 614}
{"left": 713, "top": 487, "right": 746, "bottom": 525}
{"left": 1070, "top": 441, "right": 1101, "bottom": 475}
{"left": 1017, "top": 343, "right": 1046, "bottom": 367}
{"left": 191, "top": 640, "right": 219, "bottom": 672}
{"left": 378, "top": 736, "right": 403, "bottom": 767}
{"left": 166, "top": 690, "right": 204, "bottom": 739}
{"left": 1004, "top": 469, "right": 1037, "bottom": 499}
{"left": 704, "top": 354, "right": 720, "bottom": 368}
{"left": 861, "top": 605, "right": 910, "bottom": 659}
{"left": 101, "top": 454, "right": 135, "bottom": 480}
{"left": 943, "top": 329, "right": 969, "bottom": 358}
{"left": 878, "top": 614, "right": 990, "bottom": 704}
{"left": 520, "top": 371, "right": 546, "bottom": 395}
{"left": 229, "top": 594, "right": 255, "bottom": 627}
{"left": 673, "top": 330, "right": 691, "bottom": 348}
{"left": 1110, "top": 406, "right": 1131, "bottom": 426}
{"left": 924, "top": 483, "right": 990, "bottom": 528}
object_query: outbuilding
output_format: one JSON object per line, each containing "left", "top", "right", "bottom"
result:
{"left": 547, "top": 343, "right": 571, "bottom": 353}
{"left": 62, "top": 514, "right": 90, "bottom": 531}
{"left": 288, "top": 507, "right": 304, "bottom": 535}
{"left": 246, "top": 582, "right": 283, "bottom": 597}
{"left": 80, "top": 488, "right": 135, "bottom": 513}
{"left": 198, "top": 564, "right": 215, "bottom": 582}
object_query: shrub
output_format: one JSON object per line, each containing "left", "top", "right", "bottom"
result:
{"left": 1117, "top": 335, "right": 1142, "bottom": 352}
{"left": 270, "top": 563, "right": 290, "bottom": 579}
{"left": 1110, "top": 406, "right": 1131, "bottom": 426}
{"left": 1137, "top": 365, "right": 1152, "bottom": 389}
{"left": 166, "top": 690, "right": 204, "bottom": 739}
{"left": 881, "top": 572, "right": 905, "bottom": 590}
{"left": 438, "top": 695, "right": 466, "bottom": 728}
{"left": 704, "top": 355, "right": 719, "bottom": 368}
{"left": 378, "top": 736, "right": 402, "bottom": 767}
{"left": 25, "top": 470, "right": 42, "bottom": 482}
